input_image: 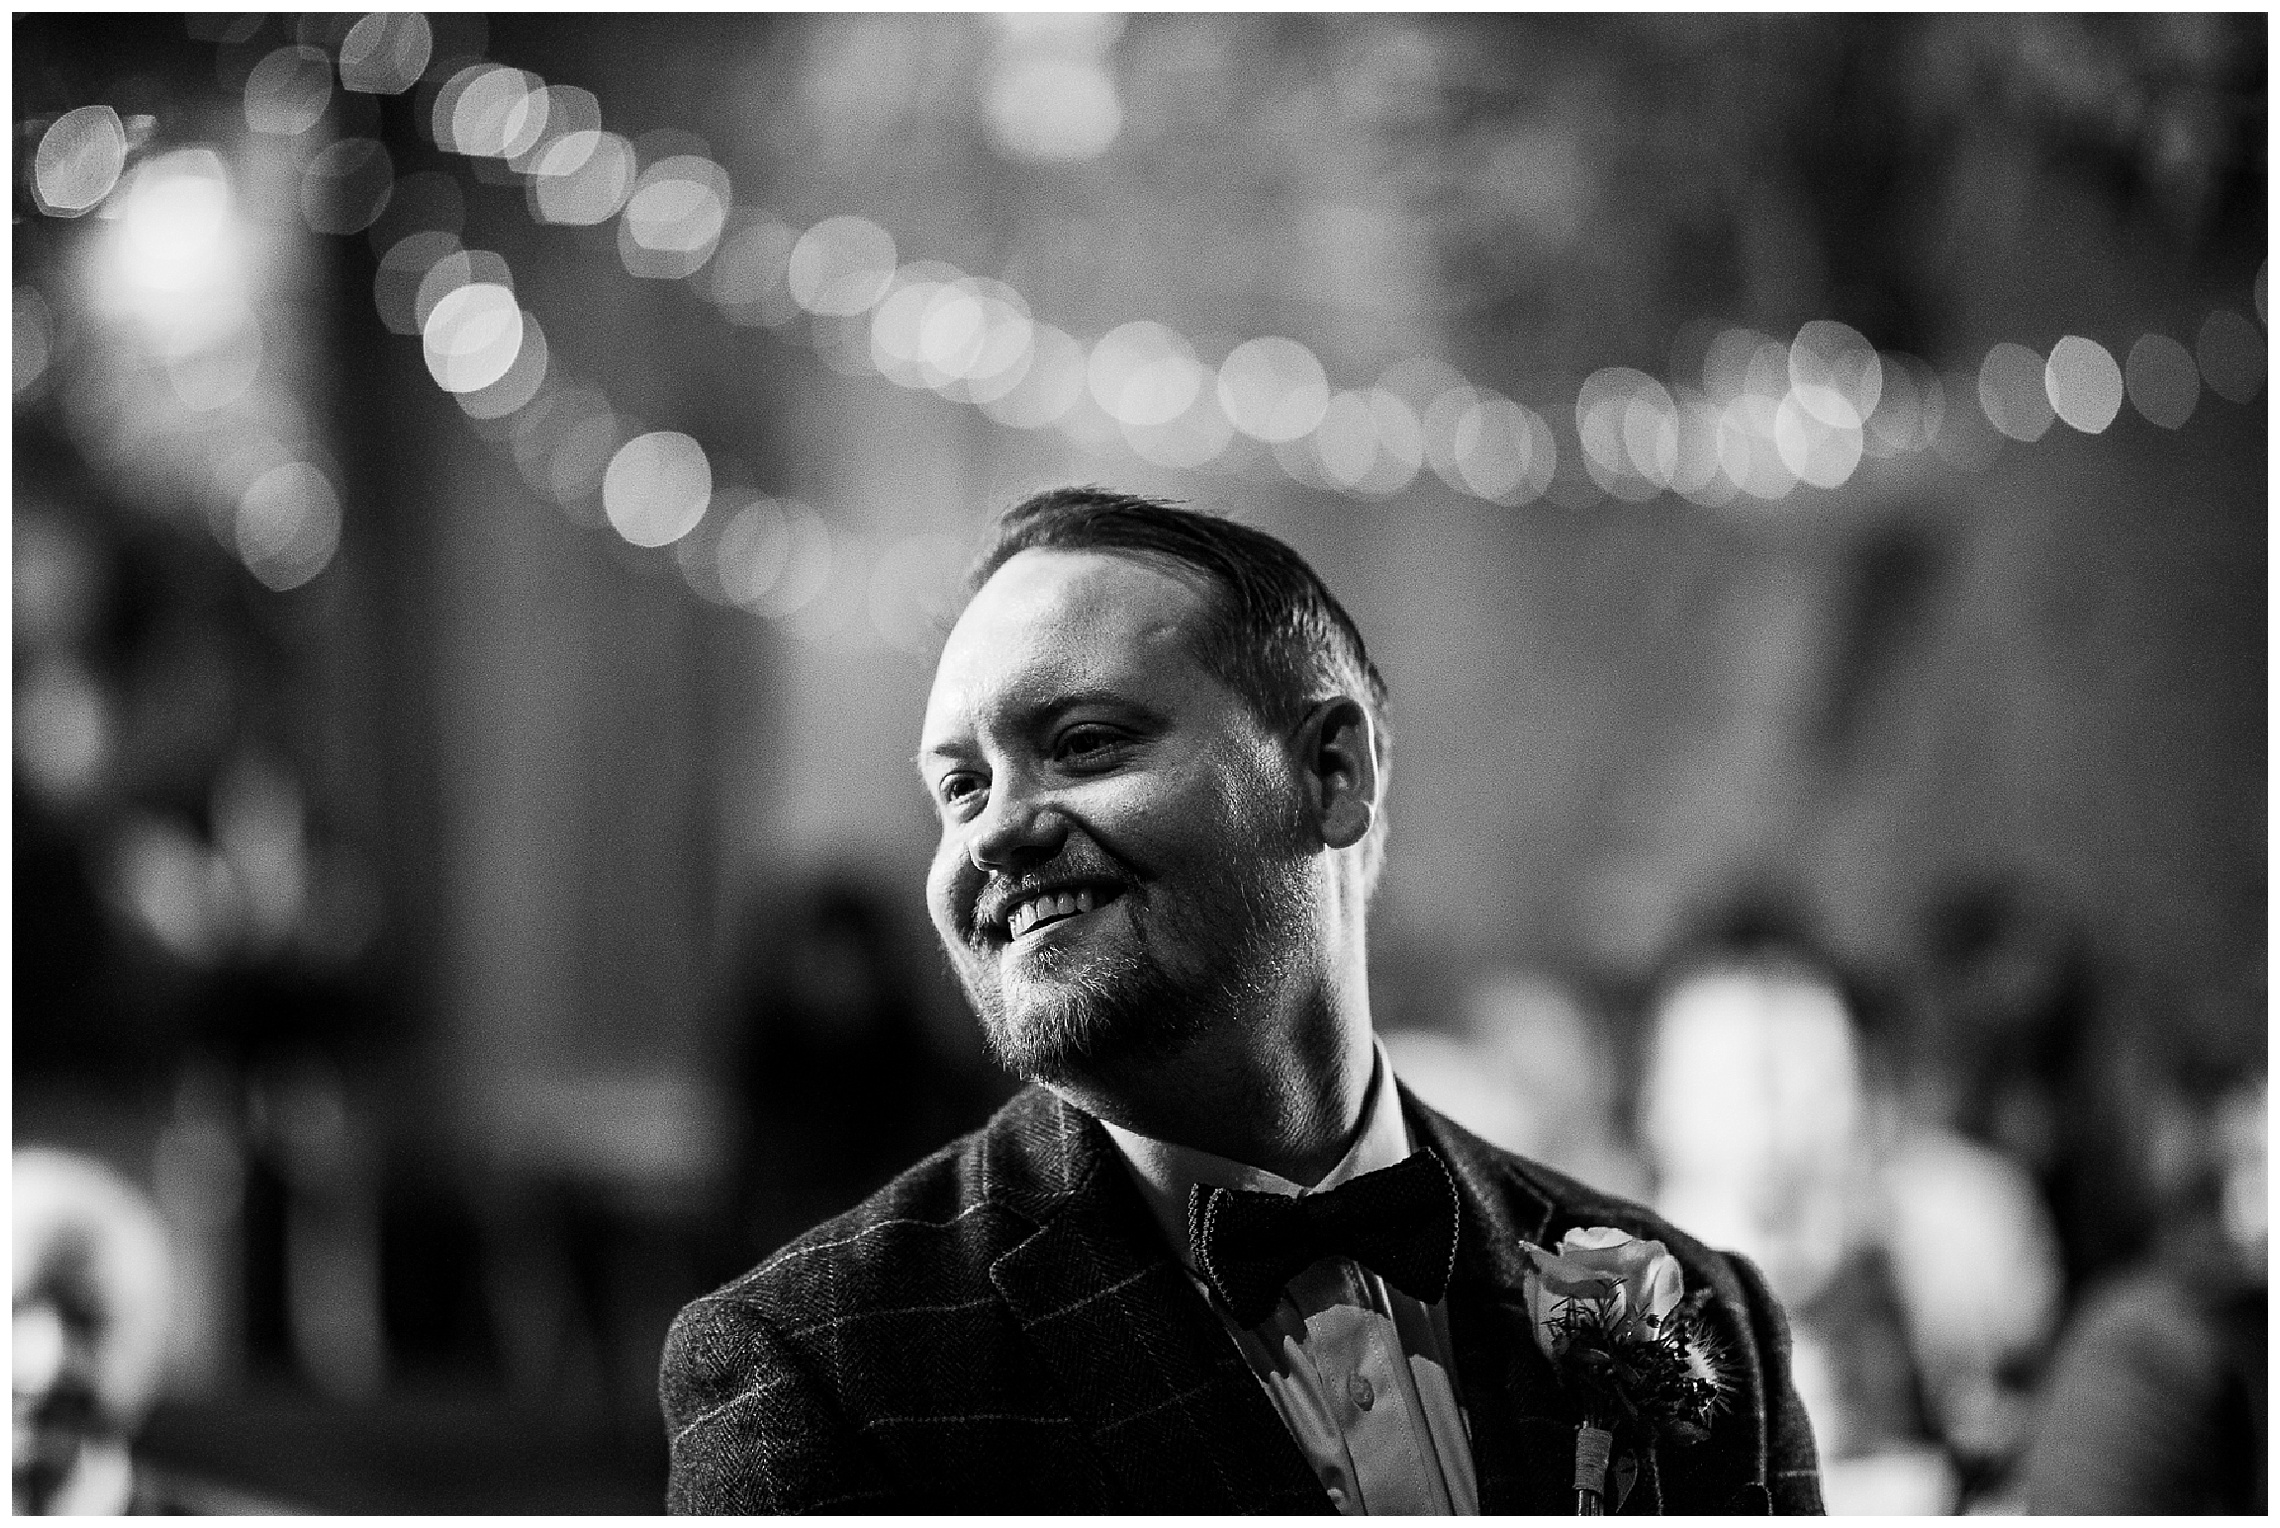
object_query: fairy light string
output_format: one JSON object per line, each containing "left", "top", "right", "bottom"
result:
{"left": 17, "top": 14, "right": 2270, "bottom": 632}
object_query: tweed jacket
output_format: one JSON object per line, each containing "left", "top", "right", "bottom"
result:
{"left": 660, "top": 1082, "right": 1825, "bottom": 1514}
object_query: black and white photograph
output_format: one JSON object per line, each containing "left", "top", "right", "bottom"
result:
{"left": 11, "top": 9, "right": 2267, "bottom": 1515}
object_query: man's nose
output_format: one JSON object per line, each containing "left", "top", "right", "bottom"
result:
{"left": 967, "top": 779, "right": 1067, "bottom": 873}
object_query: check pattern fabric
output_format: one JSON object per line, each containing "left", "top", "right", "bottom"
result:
{"left": 660, "top": 1082, "right": 1827, "bottom": 1514}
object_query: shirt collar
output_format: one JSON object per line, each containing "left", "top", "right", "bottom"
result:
{"left": 1097, "top": 1038, "right": 1413, "bottom": 1267}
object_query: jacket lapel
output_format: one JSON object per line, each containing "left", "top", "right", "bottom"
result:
{"left": 1406, "top": 1089, "right": 1596, "bottom": 1516}
{"left": 984, "top": 1089, "right": 1332, "bottom": 1513}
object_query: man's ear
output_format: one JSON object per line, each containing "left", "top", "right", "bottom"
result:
{"left": 1295, "top": 697, "right": 1377, "bottom": 851}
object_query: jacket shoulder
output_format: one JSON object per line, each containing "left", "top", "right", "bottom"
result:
{"left": 659, "top": 1086, "right": 1102, "bottom": 1513}
{"left": 688, "top": 1105, "right": 1024, "bottom": 1329}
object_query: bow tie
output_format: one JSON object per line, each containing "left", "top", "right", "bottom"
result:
{"left": 1187, "top": 1149, "right": 1461, "bottom": 1327}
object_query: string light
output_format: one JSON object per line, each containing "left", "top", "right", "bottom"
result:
{"left": 19, "top": 16, "right": 2270, "bottom": 634}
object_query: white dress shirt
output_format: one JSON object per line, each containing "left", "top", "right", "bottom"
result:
{"left": 1096, "top": 1044, "right": 1481, "bottom": 1515}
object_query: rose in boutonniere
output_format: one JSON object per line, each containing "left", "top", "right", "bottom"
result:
{"left": 1521, "top": 1227, "right": 1729, "bottom": 1515}
{"left": 1524, "top": 1226, "right": 1686, "bottom": 1346}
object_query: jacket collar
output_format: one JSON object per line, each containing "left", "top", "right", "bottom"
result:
{"left": 973, "top": 1080, "right": 1768, "bottom": 1515}
{"left": 979, "top": 1086, "right": 1333, "bottom": 1513}
{"left": 1400, "top": 1085, "right": 1595, "bottom": 1513}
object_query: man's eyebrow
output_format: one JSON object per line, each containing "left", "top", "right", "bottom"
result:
{"left": 914, "top": 743, "right": 961, "bottom": 773}
{"left": 912, "top": 689, "right": 1162, "bottom": 778}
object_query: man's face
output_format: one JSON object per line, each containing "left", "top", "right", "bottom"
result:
{"left": 919, "top": 548, "right": 1313, "bottom": 1082}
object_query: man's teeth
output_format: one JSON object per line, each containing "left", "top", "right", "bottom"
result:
{"left": 1007, "top": 888, "right": 1098, "bottom": 939}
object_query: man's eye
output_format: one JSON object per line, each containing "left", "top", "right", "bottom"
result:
{"left": 937, "top": 773, "right": 984, "bottom": 808}
{"left": 1055, "top": 726, "right": 1122, "bottom": 763}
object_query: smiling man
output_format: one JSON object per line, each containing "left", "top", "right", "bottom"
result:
{"left": 660, "top": 489, "right": 1825, "bottom": 1514}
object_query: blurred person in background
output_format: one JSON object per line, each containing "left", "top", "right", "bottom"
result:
{"left": 2018, "top": 1059, "right": 2266, "bottom": 1515}
{"left": 1916, "top": 880, "right": 2122, "bottom": 1304}
{"left": 1384, "top": 966, "right": 1649, "bottom": 1202}
{"left": 1638, "top": 897, "right": 2065, "bottom": 1513}
{"left": 724, "top": 873, "right": 1009, "bottom": 1268}
{"left": 661, "top": 490, "right": 1823, "bottom": 1513}
{"left": 13, "top": 1148, "right": 173, "bottom": 1514}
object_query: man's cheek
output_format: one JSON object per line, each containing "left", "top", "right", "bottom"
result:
{"left": 923, "top": 857, "right": 961, "bottom": 940}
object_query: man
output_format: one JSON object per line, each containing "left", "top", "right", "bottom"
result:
{"left": 661, "top": 489, "right": 1824, "bottom": 1513}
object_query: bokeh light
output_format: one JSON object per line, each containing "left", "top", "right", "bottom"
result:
{"left": 944, "top": 281, "right": 1038, "bottom": 404}
{"left": 244, "top": 45, "right": 334, "bottom": 135}
{"left": 870, "top": 264, "right": 1034, "bottom": 399}
{"left": 724, "top": 498, "right": 833, "bottom": 618}
{"left": 602, "top": 431, "right": 712, "bottom": 547}
{"left": 235, "top": 462, "right": 343, "bottom": 591}
{"left": 979, "top": 323, "right": 1086, "bottom": 429}
{"left": 2124, "top": 332, "right": 2199, "bottom": 429}
{"left": 1122, "top": 378, "right": 1236, "bottom": 470}
{"left": 868, "top": 262, "right": 956, "bottom": 386}
{"left": 618, "top": 155, "right": 732, "bottom": 280}
{"left": 421, "top": 282, "right": 524, "bottom": 394}
{"left": 702, "top": 217, "right": 801, "bottom": 327}
{"left": 1217, "top": 336, "right": 1331, "bottom": 444}
{"left": 985, "top": 55, "right": 1123, "bottom": 163}
{"left": 337, "top": 11, "right": 434, "bottom": 95}
{"left": 1311, "top": 390, "right": 1379, "bottom": 491}
{"left": 111, "top": 149, "right": 234, "bottom": 296}
{"left": 1088, "top": 321, "right": 1202, "bottom": 426}
{"left": 2195, "top": 309, "right": 2265, "bottom": 405}
{"left": 506, "top": 385, "right": 606, "bottom": 508}
{"left": 1787, "top": 319, "right": 1882, "bottom": 430}
{"left": 32, "top": 105, "right": 128, "bottom": 217}
{"left": 1717, "top": 395, "right": 1798, "bottom": 500}
{"left": 1356, "top": 387, "right": 1425, "bottom": 496}
{"left": 1375, "top": 356, "right": 1469, "bottom": 424}
{"left": 1861, "top": 354, "right": 1942, "bottom": 458}
{"left": 299, "top": 137, "right": 394, "bottom": 236}
{"left": 2042, "top": 335, "right": 2123, "bottom": 433}
{"left": 374, "top": 231, "right": 461, "bottom": 335}
{"left": 916, "top": 277, "right": 999, "bottom": 392}
{"left": 1773, "top": 389, "right": 1862, "bottom": 489}
{"left": 437, "top": 64, "right": 549, "bottom": 160}
{"left": 1976, "top": 342, "right": 2055, "bottom": 443}
{"left": 506, "top": 84, "right": 602, "bottom": 176}
{"left": 1668, "top": 390, "right": 1736, "bottom": 507}
{"left": 540, "top": 395, "right": 625, "bottom": 512}
{"left": 103, "top": 149, "right": 246, "bottom": 366}
{"left": 15, "top": 287, "right": 57, "bottom": 397}
{"left": 787, "top": 216, "right": 897, "bottom": 316}
{"left": 1701, "top": 326, "right": 1780, "bottom": 404}
{"left": 414, "top": 248, "right": 511, "bottom": 334}
{"left": 16, "top": 656, "right": 112, "bottom": 806}
{"left": 1577, "top": 367, "right": 1674, "bottom": 500}
{"left": 528, "top": 130, "right": 637, "bottom": 227}
{"left": 455, "top": 313, "right": 549, "bottom": 421}
{"left": 713, "top": 496, "right": 791, "bottom": 606}
{"left": 1439, "top": 390, "right": 1554, "bottom": 505}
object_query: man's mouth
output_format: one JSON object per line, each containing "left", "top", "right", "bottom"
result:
{"left": 1002, "top": 885, "right": 1121, "bottom": 942}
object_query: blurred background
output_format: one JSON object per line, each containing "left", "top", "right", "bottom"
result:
{"left": 11, "top": 11, "right": 2265, "bottom": 1515}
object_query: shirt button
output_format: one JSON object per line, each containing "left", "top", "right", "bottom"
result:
{"left": 1346, "top": 1373, "right": 1375, "bottom": 1412}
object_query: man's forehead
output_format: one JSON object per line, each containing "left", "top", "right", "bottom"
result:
{"left": 923, "top": 549, "right": 1214, "bottom": 727}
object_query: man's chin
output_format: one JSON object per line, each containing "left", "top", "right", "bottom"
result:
{"left": 967, "top": 964, "right": 1198, "bottom": 1084}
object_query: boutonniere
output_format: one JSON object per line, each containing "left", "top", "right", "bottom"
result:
{"left": 1521, "top": 1227, "right": 1729, "bottom": 1514}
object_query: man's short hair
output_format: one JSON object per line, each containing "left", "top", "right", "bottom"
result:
{"left": 972, "top": 487, "right": 1391, "bottom": 887}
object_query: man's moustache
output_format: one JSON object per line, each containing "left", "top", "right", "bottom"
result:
{"left": 970, "top": 861, "right": 1134, "bottom": 933}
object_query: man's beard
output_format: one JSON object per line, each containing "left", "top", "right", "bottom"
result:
{"left": 950, "top": 834, "right": 1311, "bottom": 1086}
